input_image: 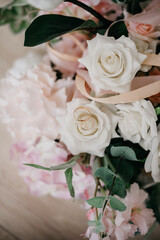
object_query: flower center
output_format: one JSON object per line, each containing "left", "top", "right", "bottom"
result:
{"left": 73, "top": 106, "right": 99, "bottom": 136}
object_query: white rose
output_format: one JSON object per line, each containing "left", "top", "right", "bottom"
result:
{"left": 116, "top": 100, "right": 157, "bottom": 150}
{"left": 79, "top": 34, "right": 146, "bottom": 93}
{"left": 27, "top": 0, "right": 63, "bottom": 10}
{"left": 61, "top": 98, "right": 117, "bottom": 157}
{"left": 129, "top": 34, "right": 158, "bottom": 72}
{"left": 145, "top": 133, "right": 160, "bottom": 182}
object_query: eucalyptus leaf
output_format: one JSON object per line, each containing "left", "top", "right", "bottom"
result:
{"left": 95, "top": 167, "right": 126, "bottom": 198}
{"left": 87, "top": 197, "right": 105, "bottom": 208}
{"left": 155, "top": 107, "right": 160, "bottom": 116}
{"left": 24, "top": 14, "right": 97, "bottom": 46}
{"left": 65, "top": 168, "right": 75, "bottom": 198}
{"left": 24, "top": 155, "right": 79, "bottom": 171}
{"left": 110, "top": 146, "right": 138, "bottom": 161}
{"left": 108, "top": 196, "right": 126, "bottom": 211}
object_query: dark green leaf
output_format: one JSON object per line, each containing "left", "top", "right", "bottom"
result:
{"left": 127, "top": 0, "right": 142, "bottom": 14}
{"left": 87, "top": 197, "right": 105, "bottom": 208}
{"left": 110, "top": 146, "right": 138, "bottom": 161}
{"left": 108, "top": 196, "right": 126, "bottom": 211}
{"left": 24, "top": 14, "right": 97, "bottom": 46}
{"left": 110, "top": 157, "right": 134, "bottom": 182}
{"left": 95, "top": 167, "right": 126, "bottom": 198}
{"left": 65, "top": 168, "right": 75, "bottom": 198}
{"left": 108, "top": 21, "right": 128, "bottom": 39}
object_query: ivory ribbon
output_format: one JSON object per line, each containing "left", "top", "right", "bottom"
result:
{"left": 75, "top": 53, "right": 160, "bottom": 104}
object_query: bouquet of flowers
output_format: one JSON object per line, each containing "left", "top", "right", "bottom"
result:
{"left": 0, "top": 0, "right": 160, "bottom": 239}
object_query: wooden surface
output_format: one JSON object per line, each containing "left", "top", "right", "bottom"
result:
{"left": 0, "top": 26, "right": 159, "bottom": 240}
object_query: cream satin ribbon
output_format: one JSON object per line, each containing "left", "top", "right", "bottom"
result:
{"left": 75, "top": 54, "right": 160, "bottom": 104}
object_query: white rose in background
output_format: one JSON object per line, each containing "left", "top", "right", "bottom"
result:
{"left": 0, "top": 62, "right": 75, "bottom": 143}
{"left": 145, "top": 132, "right": 160, "bottom": 182}
{"left": 61, "top": 98, "right": 117, "bottom": 157}
{"left": 79, "top": 34, "right": 146, "bottom": 93}
{"left": 116, "top": 100, "right": 157, "bottom": 150}
{"left": 27, "top": 0, "right": 63, "bottom": 10}
{"left": 129, "top": 35, "right": 158, "bottom": 72}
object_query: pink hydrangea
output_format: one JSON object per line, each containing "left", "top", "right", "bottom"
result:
{"left": 11, "top": 137, "right": 95, "bottom": 199}
{"left": 0, "top": 61, "right": 75, "bottom": 143}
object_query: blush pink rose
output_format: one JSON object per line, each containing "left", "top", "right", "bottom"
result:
{"left": 11, "top": 137, "right": 95, "bottom": 199}
{"left": 0, "top": 61, "right": 75, "bottom": 143}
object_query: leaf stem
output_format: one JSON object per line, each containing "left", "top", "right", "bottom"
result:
{"left": 64, "top": 0, "right": 112, "bottom": 26}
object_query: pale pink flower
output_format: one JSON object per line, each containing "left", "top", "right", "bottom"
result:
{"left": 11, "top": 137, "right": 95, "bottom": 199}
{"left": 0, "top": 62, "right": 75, "bottom": 143}
{"left": 85, "top": 183, "right": 155, "bottom": 239}
{"left": 123, "top": 183, "right": 156, "bottom": 235}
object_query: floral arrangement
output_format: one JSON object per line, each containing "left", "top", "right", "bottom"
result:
{"left": 0, "top": 0, "right": 160, "bottom": 239}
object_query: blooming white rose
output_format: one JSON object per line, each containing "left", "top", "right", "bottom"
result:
{"left": 145, "top": 132, "right": 160, "bottom": 182}
{"left": 27, "top": 0, "right": 63, "bottom": 10}
{"left": 61, "top": 98, "right": 117, "bottom": 157}
{"left": 79, "top": 34, "right": 146, "bottom": 93}
{"left": 116, "top": 100, "right": 157, "bottom": 150}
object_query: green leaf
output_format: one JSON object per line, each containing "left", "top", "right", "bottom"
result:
{"left": 110, "top": 146, "right": 138, "bottom": 161}
{"left": 110, "top": 157, "right": 134, "bottom": 182}
{"left": 108, "top": 21, "right": 128, "bottom": 39}
{"left": 87, "top": 197, "right": 105, "bottom": 208}
{"left": 155, "top": 107, "right": 160, "bottom": 116}
{"left": 65, "top": 168, "right": 75, "bottom": 198}
{"left": 24, "top": 155, "right": 79, "bottom": 171}
{"left": 108, "top": 196, "right": 126, "bottom": 211}
{"left": 24, "top": 14, "right": 97, "bottom": 46}
{"left": 23, "top": 163, "right": 50, "bottom": 170}
{"left": 95, "top": 167, "right": 126, "bottom": 198}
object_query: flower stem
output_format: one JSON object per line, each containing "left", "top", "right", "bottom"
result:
{"left": 64, "top": 0, "right": 112, "bottom": 26}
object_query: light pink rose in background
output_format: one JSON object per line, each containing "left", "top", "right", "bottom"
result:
{"left": 11, "top": 137, "right": 95, "bottom": 199}
{"left": 53, "top": 0, "right": 121, "bottom": 21}
{"left": 0, "top": 61, "right": 75, "bottom": 143}
{"left": 127, "top": 21, "right": 159, "bottom": 42}
{"left": 47, "top": 33, "right": 88, "bottom": 75}
{"left": 116, "top": 100, "right": 157, "bottom": 150}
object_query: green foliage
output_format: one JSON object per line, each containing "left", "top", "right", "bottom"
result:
{"left": 108, "top": 21, "right": 128, "bottom": 39}
{"left": 107, "top": 138, "right": 149, "bottom": 161}
{"left": 24, "top": 15, "right": 97, "bottom": 46}
{"left": 95, "top": 167, "right": 127, "bottom": 198}
{"left": 126, "top": 0, "right": 142, "bottom": 14}
{"left": 155, "top": 106, "right": 160, "bottom": 116}
{"left": 87, "top": 197, "right": 105, "bottom": 208}
{"left": 0, "top": 2, "right": 37, "bottom": 33}
{"left": 24, "top": 155, "right": 80, "bottom": 171}
{"left": 110, "top": 146, "right": 138, "bottom": 161}
{"left": 65, "top": 168, "right": 75, "bottom": 198}
{"left": 108, "top": 196, "right": 126, "bottom": 211}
